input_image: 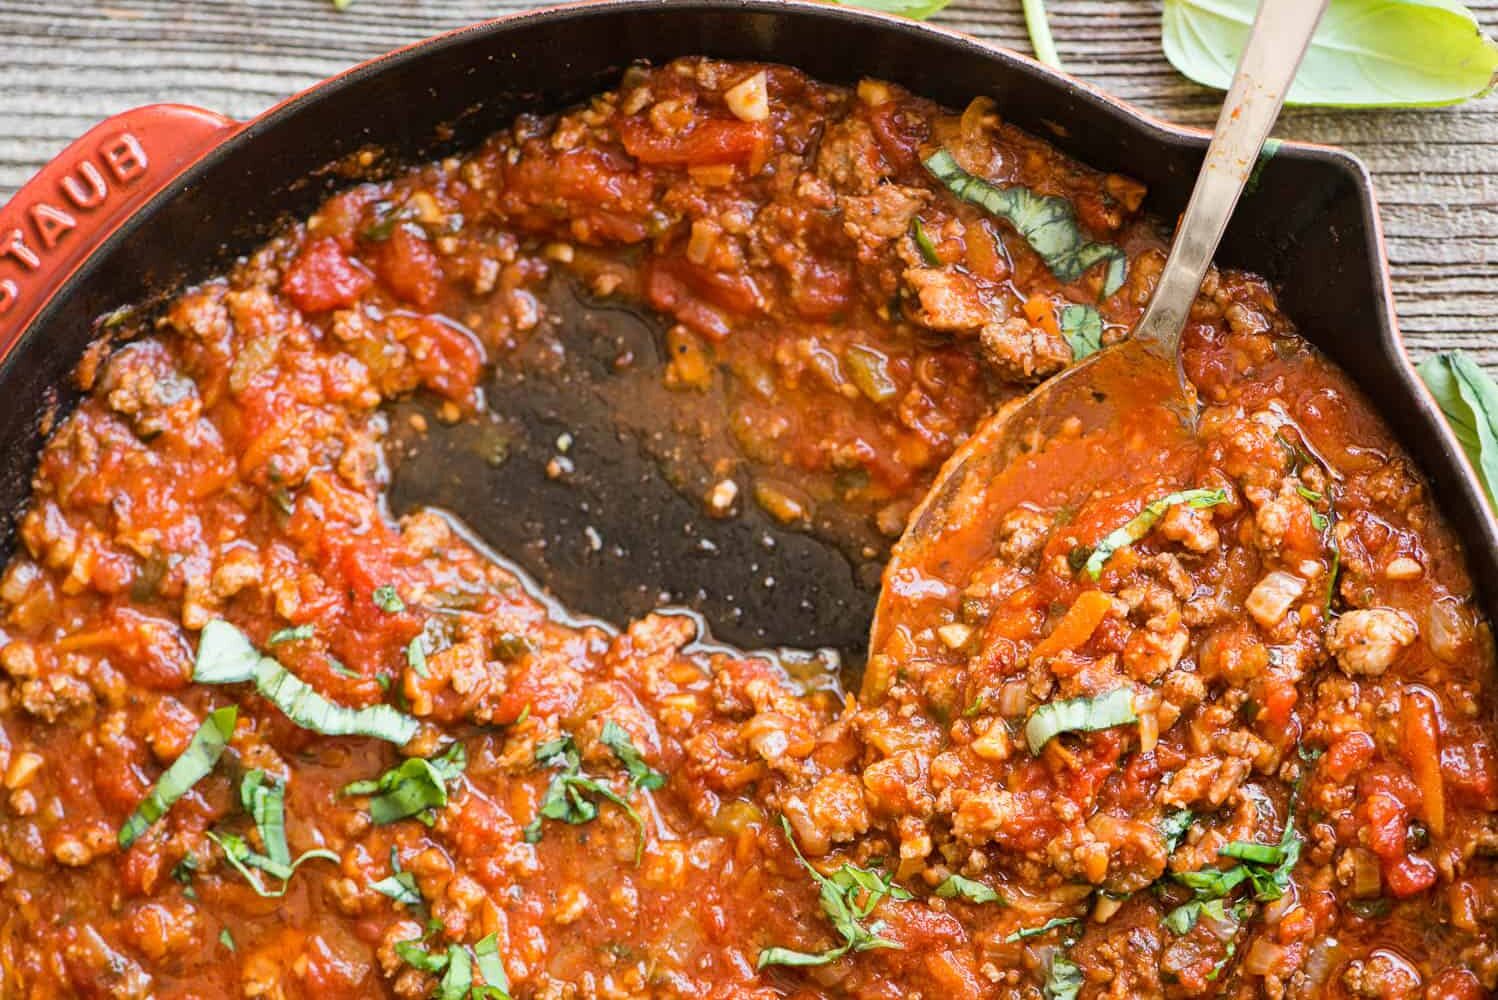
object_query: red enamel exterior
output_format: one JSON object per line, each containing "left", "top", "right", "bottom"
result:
{"left": 0, "top": 106, "right": 239, "bottom": 350}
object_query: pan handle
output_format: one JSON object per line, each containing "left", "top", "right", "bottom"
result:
{"left": 0, "top": 104, "right": 238, "bottom": 351}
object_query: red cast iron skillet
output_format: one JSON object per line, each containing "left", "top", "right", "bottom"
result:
{"left": 0, "top": 0, "right": 1493, "bottom": 645}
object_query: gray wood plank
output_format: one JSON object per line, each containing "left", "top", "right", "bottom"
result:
{"left": 0, "top": 0, "right": 1494, "bottom": 367}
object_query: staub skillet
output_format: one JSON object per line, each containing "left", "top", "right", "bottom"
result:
{"left": 0, "top": 0, "right": 1493, "bottom": 645}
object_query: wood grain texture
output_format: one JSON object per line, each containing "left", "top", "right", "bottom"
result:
{"left": 0, "top": 0, "right": 1494, "bottom": 364}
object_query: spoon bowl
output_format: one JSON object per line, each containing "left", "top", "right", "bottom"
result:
{"left": 864, "top": 0, "right": 1332, "bottom": 698}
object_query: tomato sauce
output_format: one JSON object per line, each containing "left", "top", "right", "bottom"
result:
{"left": 0, "top": 57, "right": 1493, "bottom": 1000}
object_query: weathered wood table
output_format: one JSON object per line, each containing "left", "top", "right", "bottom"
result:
{"left": 1, "top": 0, "right": 1493, "bottom": 365}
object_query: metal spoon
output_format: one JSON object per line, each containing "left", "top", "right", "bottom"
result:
{"left": 864, "top": 0, "right": 1331, "bottom": 695}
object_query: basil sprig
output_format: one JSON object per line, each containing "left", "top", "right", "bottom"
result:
{"left": 757, "top": 816, "right": 912, "bottom": 968}
{"left": 925, "top": 150, "right": 1128, "bottom": 296}
{"left": 194, "top": 619, "right": 418, "bottom": 745}
{"left": 343, "top": 742, "right": 467, "bottom": 826}
{"left": 119, "top": 706, "right": 238, "bottom": 849}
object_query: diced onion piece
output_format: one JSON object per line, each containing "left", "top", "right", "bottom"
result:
{"left": 1349, "top": 847, "right": 1383, "bottom": 898}
{"left": 724, "top": 71, "right": 770, "bottom": 123}
{"left": 1243, "top": 937, "right": 1287, "bottom": 976}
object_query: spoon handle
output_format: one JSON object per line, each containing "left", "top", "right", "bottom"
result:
{"left": 1135, "top": 0, "right": 1331, "bottom": 353}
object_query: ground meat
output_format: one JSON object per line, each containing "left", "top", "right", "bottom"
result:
{"left": 1327, "top": 608, "right": 1419, "bottom": 676}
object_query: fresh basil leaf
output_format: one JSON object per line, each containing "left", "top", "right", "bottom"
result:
{"left": 1045, "top": 950, "right": 1084, "bottom": 1000}
{"left": 371, "top": 868, "right": 422, "bottom": 906}
{"left": 1176, "top": 864, "right": 1250, "bottom": 898}
{"left": 755, "top": 943, "right": 849, "bottom": 968}
{"left": 473, "top": 934, "right": 512, "bottom": 997}
{"left": 194, "top": 620, "right": 419, "bottom": 744}
{"left": 1059, "top": 304, "right": 1105, "bottom": 361}
{"left": 1083, "top": 487, "right": 1227, "bottom": 580}
{"left": 395, "top": 939, "right": 450, "bottom": 974}
{"left": 599, "top": 721, "right": 666, "bottom": 791}
{"left": 1164, "top": 900, "right": 1202, "bottom": 935}
{"left": 219, "top": 928, "right": 236, "bottom": 951}
{"left": 253, "top": 656, "right": 418, "bottom": 744}
{"left": 1022, "top": 0, "right": 1062, "bottom": 68}
{"left": 1025, "top": 688, "right": 1137, "bottom": 755}
{"left": 119, "top": 706, "right": 237, "bottom": 849}
{"left": 207, "top": 829, "right": 337, "bottom": 898}
{"left": 240, "top": 770, "right": 291, "bottom": 868}
{"left": 343, "top": 743, "right": 466, "bottom": 826}
{"left": 1163, "top": 0, "right": 1498, "bottom": 108}
{"left": 437, "top": 944, "right": 473, "bottom": 1000}
{"left": 1219, "top": 840, "right": 1285, "bottom": 866}
{"left": 524, "top": 733, "right": 648, "bottom": 861}
{"left": 1005, "top": 915, "right": 1079, "bottom": 943}
{"left": 935, "top": 873, "right": 1004, "bottom": 904}
{"left": 830, "top": 0, "right": 951, "bottom": 19}
{"left": 1159, "top": 809, "right": 1194, "bottom": 854}
{"left": 910, "top": 217, "right": 942, "bottom": 265}
{"left": 373, "top": 585, "right": 405, "bottom": 613}
{"left": 194, "top": 620, "right": 261, "bottom": 683}
{"left": 268, "top": 624, "right": 315, "bottom": 645}
{"left": 1419, "top": 350, "right": 1498, "bottom": 509}
{"left": 925, "top": 150, "right": 1127, "bottom": 294}
{"left": 407, "top": 636, "right": 428, "bottom": 677}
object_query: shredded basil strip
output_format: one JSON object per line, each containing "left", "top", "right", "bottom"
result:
{"left": 910, "top": 217, "right": 941, "bottom": 265}
{"left": 473, "top": 934, "right": 512, "bottom": 998}
{"left": 1059, "top": 303, "right": 1105, "bottom": 361}
{"left": 396, "top": 939, "right": 449, "bottom": 973}
{"left": 438, "top": 945, "right": 473, "bottom": 1000}
{"left": 935, "top": 873, "right": 1004, "bottom": 904}
{"left": 599, "top": 721, "right": 666, "bottom": 790}
{"left": 343, "top": 742, "right": 467, "bottom": 826}
{"left": 194, "top": 619, "right": 264, "bottom": 683}
{"left": 1159, "top": 808, "right": 1194, "bottom": 854}
{"left": 407, "top": 636, "right": 428, "bottom": 677}
{"left": 925, "top": 149, "right": 1127, "bottom": 295}
{"left": 268, "top": 624, "right": 315, "bottom": 645}
{"left": 1083, "top": 487, "right": 1228, "bottom": 580}
{"left": 371, "top": 854, "right": 422, "bottom": 906}
{"left": 220, "top": 928, "right": 236, "bottom": 951}
{"left": 193, "top": 619, "right": 419, "bottom": 745}
{"left": 1005, "top": 915, "right": 1080, "bottom": 943}
{"left": 207, "top": 829, "right": 337, "bottom": 898}
{"left": 1025, "top": 687, "right": 1137, "bottom": 755}
{"left": 119, "top": 705, "right": 238, "bottom": 849}
{"left": 373, "top": 584, "right": 406, "bottom": 613}
{"left": 1045, "top": 950, "right": 1084, "bottom": 1000}
{"left": 1219, "top": 841, "right": 1285, "bottom": 865}
{"left": 240, "top": 770, "right": 291, "bottom": 868}
{"left": 757, "top": 816, "right": 909, "bottom": 969}
{"left": 523, "top": 733, "right": 649, "bottom": 862}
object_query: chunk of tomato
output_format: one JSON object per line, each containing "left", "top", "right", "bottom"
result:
{"left": 619, "top": 116, "right": 771, "bottom": 168}
{"left": 281, "top": 237, "right": 373, "bottom": 313}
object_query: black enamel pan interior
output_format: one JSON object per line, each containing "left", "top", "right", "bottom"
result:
{"left": 5, "top": 0, "right": 1493, "bottom": 646}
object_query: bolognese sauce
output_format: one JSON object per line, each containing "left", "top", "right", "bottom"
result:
{"left": 0, "top": 57, "right": 1492, "bottom": 1000}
